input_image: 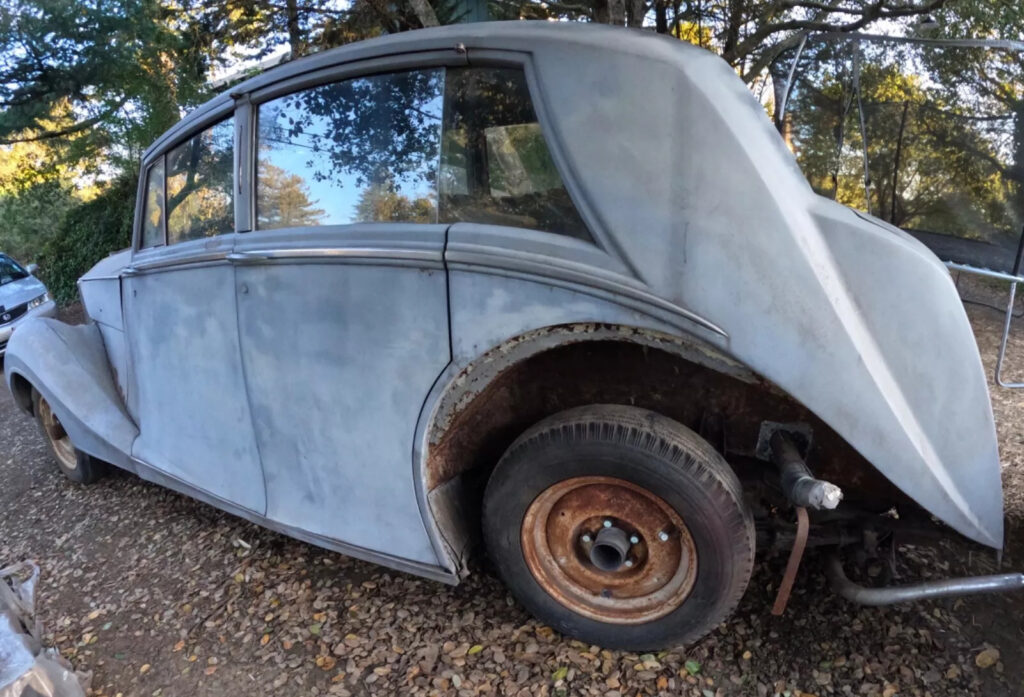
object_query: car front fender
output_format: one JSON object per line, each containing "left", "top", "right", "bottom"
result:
{"left": 4, "top": 318, "right": 137, "bottom": 470}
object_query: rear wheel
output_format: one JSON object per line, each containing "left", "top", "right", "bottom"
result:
{"left": 482, "top": 405, "right": 754, "bottom": 649}
{"left": 33, "top": 389, "right": 106, "bottom": 484}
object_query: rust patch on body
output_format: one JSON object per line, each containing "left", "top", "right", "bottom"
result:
{"left": 425, "top": 331, "right": 902, "bottom": 508}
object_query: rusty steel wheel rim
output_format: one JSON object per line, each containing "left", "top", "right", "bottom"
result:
{"left": 38, "top": 396, "right": 76, "bottom": 471}
{"left": 521, "top": 475, "right": 697, "bottom": 624}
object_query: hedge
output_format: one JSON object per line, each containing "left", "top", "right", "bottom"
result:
{"left": 38, "top": 175, "right": 136, "bottom": 305}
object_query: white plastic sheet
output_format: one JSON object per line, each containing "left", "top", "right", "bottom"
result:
{"left": 0, "top": 563, "right": 88, "bottom": 697}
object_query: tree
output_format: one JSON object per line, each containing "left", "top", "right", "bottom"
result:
{"left": 0, "top": 0, "right": 210, "bottom": 164}
{"left": 258, "top": 162, "right": 326, "bottom": 227}
{"left": 491, "top": 0, "right": 950, "bottom": 83}
{"left": 785, "top": 36, "right": 1021, "bottom": 245}
{"left": 354, "top": 181, "right": 436, "bottom": 223}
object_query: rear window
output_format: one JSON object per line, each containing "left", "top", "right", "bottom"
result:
{"left": 440, "top": 67, "right": 591, "bottom": 242}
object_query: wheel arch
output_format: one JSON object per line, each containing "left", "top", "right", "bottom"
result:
{"left": 8, "top": 370, "right": 34, "bottom": 415}
{"left": 416, "top": 322, "right": 906, "bottom": 574}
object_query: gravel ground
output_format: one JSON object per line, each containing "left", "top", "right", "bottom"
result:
{"left": 3, "top": 301, "right": 1024, "bottom": 697}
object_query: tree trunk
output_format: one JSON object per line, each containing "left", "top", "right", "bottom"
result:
{"left": 608, "top": 0, "right": 626, "bottom": 25}
{"left": 408, "top": 0, "right": 440, "bottom": 27}
{"left": 722, "top": 0, "right": 745, "bottom": 58}
{"left": 654, "top": 0, "right": 667, "bottom": 33}
{"left": 285, "top": 0, "right": 303, "bottom": 59}
{"left": 627, "top": 0, "right": 646, "bottom": 27}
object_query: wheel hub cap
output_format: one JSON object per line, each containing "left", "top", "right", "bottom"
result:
{"left": 521, "top": 475, "right": 697, "bottom": 624}
{"left": 38, "top": 396, "right": 77, "bottom": 471}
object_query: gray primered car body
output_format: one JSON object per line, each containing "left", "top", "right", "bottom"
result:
{"left": 3, "top": 22, "right": 1002, "bottom": 584}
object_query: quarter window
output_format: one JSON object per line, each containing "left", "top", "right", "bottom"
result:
{"left": 440, "top": 67, "right": 591, "bottom": 241}
{"left": 141, "top": 159, "right": 165, "bottom": 248}
{"left": 256, "top": 70, "right": 444, "bottom": 229}
{"left": 166, "top": 118, "right": 234, "bottom": 244}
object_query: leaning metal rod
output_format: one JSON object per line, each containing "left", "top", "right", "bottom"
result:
{"left": 995, "top": 227, "right": 1024, "bottom": 388}
{"left": 826, "top": 554, "right": 1024, "bottom": 606}
{"left": 776, "top": 32, "right": 809, "bottom": 131}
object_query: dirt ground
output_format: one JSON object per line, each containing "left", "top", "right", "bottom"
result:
{"left": 3, "top": 298, "right": 1024, "bottom": 697}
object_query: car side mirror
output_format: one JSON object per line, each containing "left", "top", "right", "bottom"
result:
{"left": 26, "top": 263, "right": 38, "bottom": 275}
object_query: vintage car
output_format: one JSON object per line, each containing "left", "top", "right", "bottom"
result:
{"left": 4, "top": 22, "right": 1021, "bottom": 649}
{"left": 0, "top": 254, "right": 55, "bottom": 356}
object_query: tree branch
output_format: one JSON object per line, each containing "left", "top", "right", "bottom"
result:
{"left": 0, "top": 115, "right": 105, "bottom": 146}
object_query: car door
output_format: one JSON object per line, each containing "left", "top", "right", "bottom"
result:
{"left": 231, "top": 65, "right": 452, "bottom": 564}
{"left": 123, "top": 113, "right": 267, "bottom": 515}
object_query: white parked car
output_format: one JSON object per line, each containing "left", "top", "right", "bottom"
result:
{"left": 0, "top": 254, "right": 55, "bottom": 356}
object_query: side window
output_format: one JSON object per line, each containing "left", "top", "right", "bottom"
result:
{"left": 256, "top": 70, "right": 444, "bottom": 230}
{"left": 440, "top": 67, "right": 592, "bottom": 242}
{"left": 140, "top": 159, "right": 165, "bottom": 249}
{"left": 166, "top": 118, "right": 234, "bottom": 244}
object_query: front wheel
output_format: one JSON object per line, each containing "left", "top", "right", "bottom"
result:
{"left": 482, "top": 405, "right": 755, "bottom": 649}
{"left": 33, "top": 389, "right": 106, "bottom": 484}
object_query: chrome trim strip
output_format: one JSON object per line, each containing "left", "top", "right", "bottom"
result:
{"left": 125, "top": 251, "right": 232, "bottom": 274}
{"left": 446, "top": 246, "right": 728, "bottom": 338}
{"left": 129, "top": 456, "right": 458, "bottom": 584}
{"left": 230, "top": 247, "right": 440, "bottom": 262}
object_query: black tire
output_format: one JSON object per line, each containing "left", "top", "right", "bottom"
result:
{"left": 32, "top": 388, "right": 106, "bottom": 484}
{"left": 482, "top": 404, "right": 755, "bottom": 649}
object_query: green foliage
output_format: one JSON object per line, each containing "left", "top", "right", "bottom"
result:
{"left": 38, "top": 176, "right": 136, "bottom": 304}
{"left": 0, "top": 178, "right": 79, "bottom": 263}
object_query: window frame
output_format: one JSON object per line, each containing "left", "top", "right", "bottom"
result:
{"left": 133, "top": 101, "right": 236, "bottom": 254}
{"left": 253, "top": 65, "right": 447, "bottom": 231}
{"left": 133, "top": 50, "right": 605, "bottom": 253}
{"left": 139, "top": 158, "right": 166, "bottom": 250}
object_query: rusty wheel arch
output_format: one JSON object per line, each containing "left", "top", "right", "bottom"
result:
{"left": 420, "top": 323, "right": 906, "bottom": 572}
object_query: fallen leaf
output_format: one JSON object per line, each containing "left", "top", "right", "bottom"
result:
{"left": 976, "top": 648, "right": 1000, "bottom": 669}
{"left": 552, "top": 666, "right": 568, "bottom": 681}
{"left": 468, "top": 645, "right": 484, "bottom": 656}
{"left": 204, "top": 666, "right": 217, "bottom": 676}
{"left": 309, "top": 623, "right": 322, "bottom": 636}
{"left": 172, "top": 640, "right": 185, "bottom": 653}
{"left": 260, "top": 634, "right": 270, "bottom": 646}
{"left": 685, "top": 660, "right": 701, "bottom": 675}
{"left": 140, "top": 664, "right": 151, "bottom": 674}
